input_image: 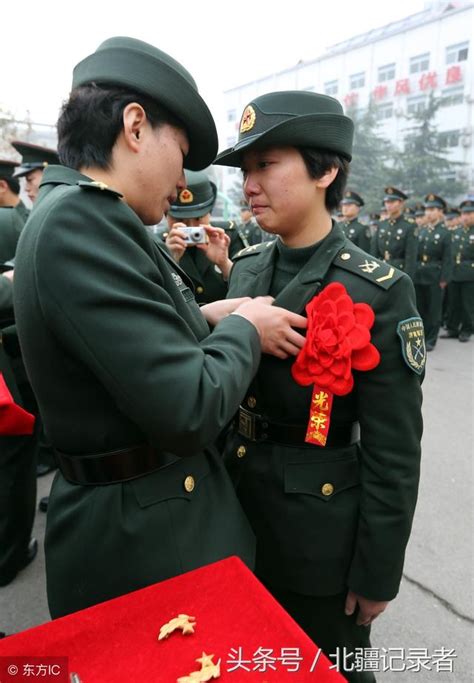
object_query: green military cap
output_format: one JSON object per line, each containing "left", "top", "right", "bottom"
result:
{"left": 423, "top": 193, "right": 446, "bottom": 209}
{"left": 168, "top": 169, "right": 217, "bottom": 219}
{"left": 11, "top": 141, "right": 59, "bottom": 178}
{"left": 214, "top": 90, "right": 354, "bottom": 167}
{"left": 459, "top": 199, "right": 474, "bottom": 213}
{"left": 341, "top": 190, "right": 364, "bottom": 207}
{"left": 72, "top": 36, "right": 217, "bottom": 171}
{"left": 445, "top": 207, "right": 460, "bottom": 219}
{"left": 383, "top": 187, "right": 408, "bottom": 201}
{"left": 414, "top": 204, "right": 425, "bottom": 217}
{"left": 0, "top": 159, "right": 19, "bottom": 178}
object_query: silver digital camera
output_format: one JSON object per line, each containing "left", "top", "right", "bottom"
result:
{"left": 180, "top": 226, "right": 208, "bottom": 245}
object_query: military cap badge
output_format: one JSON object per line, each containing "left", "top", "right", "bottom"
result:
{"left": 240, "top": 105, "right": 256, "bottom": 133}
{"left": 179, "top": 189, "right": 194, "bottom": 204}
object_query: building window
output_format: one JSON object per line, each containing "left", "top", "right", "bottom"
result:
{"left": 227, "top": 109, "right": 236, "bottom": 123}
{"left": 349, "top": 72, "right": 365, "bottom": 89}
{"left": 324, "top": 80, "right": 338, "bottom": 95}
{"left": 407, "top": 95, "right": 427, "bottom": 115}
{"left": 409, "top": 53, "right": 430, "bottom": 74}
{"left": 446, "top": 42, "right": 469, "bottom": 64}
{"left": 438, "top": 130, "right": 461, "bottom": 148}
{"left": 440, "top": 86, "right": 464, "bottom": 106}
{"left": 378, "top": 63, "right": 396, "bottom": 82}
{"left": 376, "top": 103, "right": 394, "bottom": 120}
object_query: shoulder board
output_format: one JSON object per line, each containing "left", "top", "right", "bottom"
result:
{"left": 211, "top": 219, "right": 235, "bottom": 231}
{"left": 76, "top": 181, "right": 123, "bottom": 198}
{"left": 232, "top": 240, "right": 275, "bottom": 261}
{"left": 334, "top": 244, "right": 404, "bottom": 290}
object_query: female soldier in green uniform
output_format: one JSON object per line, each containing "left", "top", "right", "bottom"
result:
{"left": 215, "top": 91, "right": 423, "bottom": 682}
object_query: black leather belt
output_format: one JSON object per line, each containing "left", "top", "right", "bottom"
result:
{"left": 55, "top": 444, "right": 177, "bottom": 486}
{"left": 238, "top": 407, "right": 360, "bottom": 448}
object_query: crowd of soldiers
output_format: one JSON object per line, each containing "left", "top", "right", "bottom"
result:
{"left": 0, "top": 138, "right": 473, "bottom": 591}
{"left": 335, "top": 187, "right": 474, "bottom": 350}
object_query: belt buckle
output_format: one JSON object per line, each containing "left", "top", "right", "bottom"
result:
{"left": 238, "top": 408, "right": 257, "bottom": 441}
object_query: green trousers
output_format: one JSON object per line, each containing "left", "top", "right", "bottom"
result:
{"left": 265, "top": 583, "right": 376, "bottom": 683}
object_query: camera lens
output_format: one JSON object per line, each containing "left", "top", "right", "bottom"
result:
{"left": 191, "top": 230, "right": 202, "bottom": 242}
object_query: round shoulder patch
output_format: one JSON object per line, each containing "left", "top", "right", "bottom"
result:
{"left": 397, "top": 317, "right": 426, "bottom": 374}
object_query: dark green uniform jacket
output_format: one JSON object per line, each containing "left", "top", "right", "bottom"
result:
{"left": 371, "top": 215, "right": 418, "bottom": 279}
{"left": 414, "top": 222, "right": 452, "bottom": 285}
{"left": 168, "top": 247, "right": 228, "bottom": 304}
{"left": 14, "top": 200, "right": 30, "bottom": 225}
{"left": 13, "top": 165, "right": 260, "bottom": 618}
{"left": 451, "top": 225, "right": 474, "bottom": 282}
{"left": 239, "top": 217, "right": 267, "bottom": 246}
{"left": 0, "top": 207, "right": 24, "bottom": 263}
{"left": 341, "top": 217, "right": 371, "bottom": 253}
{"left": 225, "top": 225, "right": 423, "bottom": 602}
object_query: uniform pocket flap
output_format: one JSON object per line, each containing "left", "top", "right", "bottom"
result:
{"left": 284, "top": 455, "right": 359, "bottom": 501}
{"left": 130, "top": 455, "right": 210, "bottom": 507}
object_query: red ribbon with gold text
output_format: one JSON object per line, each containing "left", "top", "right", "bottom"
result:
{"left": 291, "top": 282, "right": 380, "bottom": 446}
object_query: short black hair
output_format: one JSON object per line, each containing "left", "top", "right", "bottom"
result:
{"left": 0, "top": 176, "right": 20, "bottom": 195}
{"left": 57, "top": 83, "right": 185, "bottom": 170}
{"left": 298, "top": 148, "right": 349, "bottom": 212}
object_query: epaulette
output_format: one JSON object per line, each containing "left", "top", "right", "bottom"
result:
{"left": 77, "top": 181, "right": 123, "bottom": 198}
{"left": 232, "top": 240, "right": 275, "bottom": 261}
{"left": 334, "top": 245, "right": 404, "bottom": 290}
{"left": 211, "top": 219, "right": 235, "bottom": 231}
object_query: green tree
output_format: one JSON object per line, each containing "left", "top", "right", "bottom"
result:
{"left": 345, "top": 102, "right": 396, "bottom": 214}
{"left": 389, "top": 92, "right": 467, "bottom": 204}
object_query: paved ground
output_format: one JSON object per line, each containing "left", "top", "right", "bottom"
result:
{"left": 0, "top": 336, "right": 472, "bottom": 681}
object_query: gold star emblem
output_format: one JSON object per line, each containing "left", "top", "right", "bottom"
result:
{"left": 179, "top": 189, "right": 194, "bottom": 203}
{"left": 240, "top": 105, "right": 256, "bottom": 133}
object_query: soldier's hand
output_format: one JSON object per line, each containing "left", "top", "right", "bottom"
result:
{"left": 197, "top": 225, "right": 233, "bottom": 279}
{"left": 165, "top": 224, "right": 188, "bottom": 263}
{"left": 232, "top": 297, "right": 307, "bottom": 359}
{"left": 345, "top": 590, "right": 390, "bottom": 626}
{"left": 201, "top": 297, "right": 252, "bottom": 326}
{"left": 2, "top": 270, "right": 14, "bottom": 282}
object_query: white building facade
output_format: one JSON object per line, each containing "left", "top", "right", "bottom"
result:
{"left": 218, "top": 1, "right": 473, "bottom": 196}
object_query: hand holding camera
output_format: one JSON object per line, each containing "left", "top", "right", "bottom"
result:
{"left": 166, "top": 224, "right": 232, "bottom": 279}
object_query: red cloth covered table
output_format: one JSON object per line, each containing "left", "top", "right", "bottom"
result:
{"left": 0, "top": 556, "right": 345, "bottom": 681}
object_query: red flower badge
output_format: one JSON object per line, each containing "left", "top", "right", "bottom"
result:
{"left": 292, "top": 282, "right": 380, "bottom": 446}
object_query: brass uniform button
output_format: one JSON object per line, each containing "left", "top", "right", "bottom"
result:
{"left": 196, "top": 286, "right": 204, "bottom": 294}
{"left": 184, "top": 475, "right": 195, "bottom": 492}
{"left": 321, "top": 483, "right": 334, "bottom": 497}
{"left": 247, "top": 396, "right": 257, "bottom": 408}
{"left": 237, "top": 446, "right": 247, "bottom": 458}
